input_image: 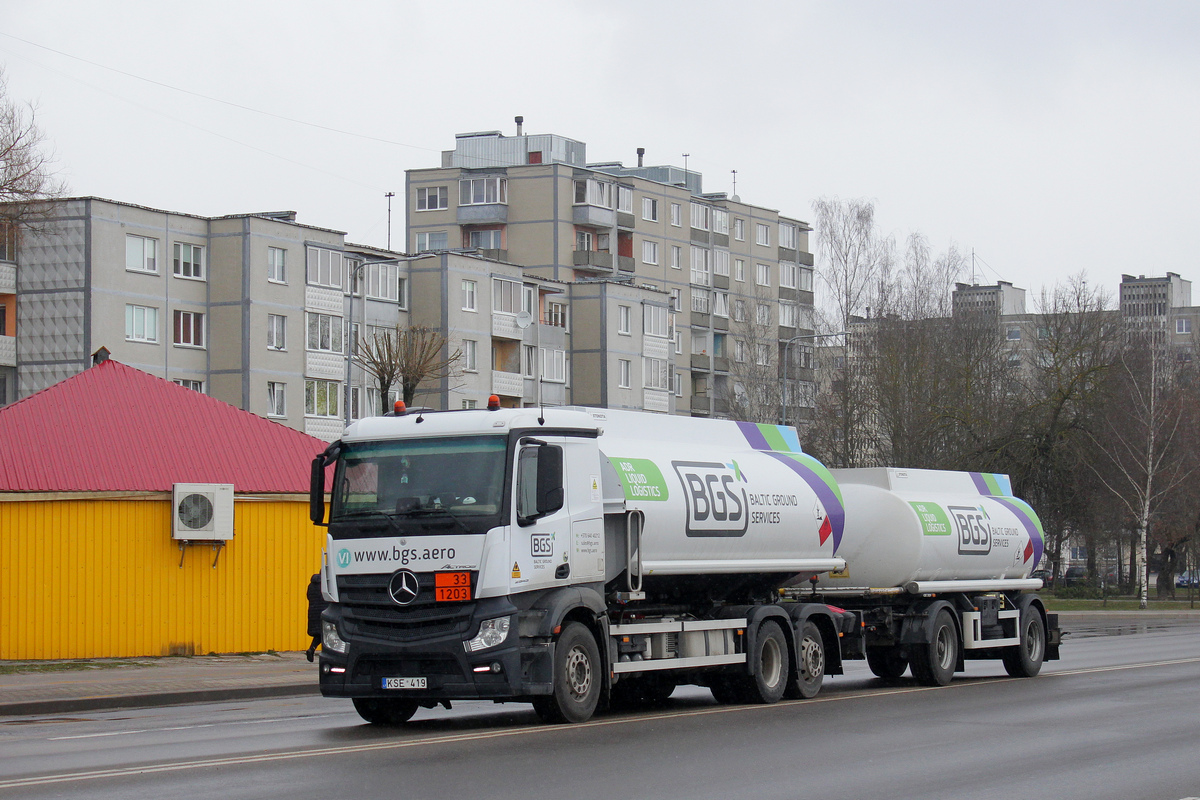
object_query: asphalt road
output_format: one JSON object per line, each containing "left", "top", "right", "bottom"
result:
{"left": 2, "top": 614, "right": 1199, "bottom": 800}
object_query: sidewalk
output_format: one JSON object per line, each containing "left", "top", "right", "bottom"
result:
{"left": 0, "top": 652, "right": 319, "bottom": 716}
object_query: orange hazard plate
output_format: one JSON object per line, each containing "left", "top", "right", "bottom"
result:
{"left": 435, "top": 572, "right": 471, "bottom": 602}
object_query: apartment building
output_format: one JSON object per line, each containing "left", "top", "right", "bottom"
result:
{"left": 406, "top": 123, "right": 818, "bottom": 418}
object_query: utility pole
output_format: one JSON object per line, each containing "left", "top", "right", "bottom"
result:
{"left": 385, "top": 192, "right": 395, "bottom": 251}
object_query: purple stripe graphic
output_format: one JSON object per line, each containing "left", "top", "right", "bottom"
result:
{"left": 989, "top": 496, "right": 1045, "bottom": 568}
{"left": 763, "top": 451, "right": 845, "bottom": 555}
{"left": 970, "top": 472, "right": 992, "bottom": 495}
{"left": 736, "top": 421, "right": 772, "bottom": 451}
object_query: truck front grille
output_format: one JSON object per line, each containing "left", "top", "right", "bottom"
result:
{"left": 337, "top": 573, "right": 476, "bottom": 643}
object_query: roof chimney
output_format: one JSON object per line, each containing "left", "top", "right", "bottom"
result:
{"left": 637, "top": 147, "right": 645, "bottom": 167}
{"left": 515, "top": 115, "right": 524, "bottom": 136}
{"left": 91, "top": 346, "right": 110, "bottom": 366}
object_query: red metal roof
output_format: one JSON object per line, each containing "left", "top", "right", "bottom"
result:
{"left": 0, "top": 360, "right": 329, "bottom": 493}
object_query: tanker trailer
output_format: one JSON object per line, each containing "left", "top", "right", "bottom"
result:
{"left": 310, "top": 406, "right": 1057, "bottom": 725}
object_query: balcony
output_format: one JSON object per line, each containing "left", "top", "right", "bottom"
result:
{"left": 0, "top": 335, "right": 14, "bottom": 368}
{"left": 457, "top": 204, "right": 508, "bottom": 225}
{"left": 492, "top": 370, "right": 524, "bottom": 397}
{"left": 0, "top": 263, "right": 15, "bottom": 294}
{"left": 617, "top": 255, "right": 635, "bottom": 272}
{"left": 690, "top": 354, "right": 710, "bottom": 371}
{"left": 492, "top": 315, "right": 523, "bottom": 340}
{"left": 690, "top": 395, "right": 711, "bottom": 415}
{"left": 572, "top": 205, "right": 615, "bottom": 228}
{"left": 643, "top": 389, "right": 670, "bottom": 413}
{"left": 573, "top": 250, "right": 614, "bottom": 272}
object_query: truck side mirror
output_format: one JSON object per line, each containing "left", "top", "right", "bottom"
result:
{"left": 310, "top": 456, "right": 327, "bottom": 525}
{"left": 536, "top": 445, "right": 564, "bottom": 516}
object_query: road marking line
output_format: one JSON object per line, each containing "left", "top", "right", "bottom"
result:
{"left": 47, "top": 713, "right": 343, "bottom": 740}
{"left": 5, "top": 656, "right": 1200, "bottom": 789}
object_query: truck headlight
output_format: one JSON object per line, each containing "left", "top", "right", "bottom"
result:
{"left": 464, "top": 617, "right": 511, "bottom": 652}
{"left": 322, "top": 620, "right": 349, "bottom": 654}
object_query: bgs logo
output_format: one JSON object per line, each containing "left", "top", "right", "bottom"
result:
{"left": 950, "top": 506, "right": 991, "bottom": 555}
{"left": 531, "top": 533, "right": 554, "bottom": 558}
{"left": 671, "top": 460, "right": 748, "bottom": 537}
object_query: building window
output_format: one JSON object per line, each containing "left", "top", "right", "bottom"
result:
{"left": 1177, "top": 318, "right": 1192, "bottom": 335}
{"left": 756, "top": 263, "right": 771, "bottom": 287}
{"left": 462, "top": 339, "right": 477, "bottom": 372}
{"left": 619, "top": 359, "right": 631, "bottom": 388}
{"left": 173, "top": 379, "right": 203, "bottom": 392}
{"left": 124, "top": 305, "right": 158, "bottom": 343}
{"left": 126, "top": 235, "right": 158, "bottom": 274}
{"left": 1007, "top": 327, "right": 1022, "bottom": 341}
{"left": 642, "top": 197, "right": 659, "bottom": 221}
{"left": 306, "top": 312, "right": 343, "bottom": 353}
{"left": 735, "top": 259, "right": 746, "bottom": 282}
{"left": 670, "top": 203, "right": 682, "bottom": 227}
{"left": 267, "top": 314, "right": 286, "bottom": 350}
{"left": 576, "top": 229, "right": 593, "bottom": 252}
{"left": 618, "top": 305, "right": 631, "bottom": 335}
{"left": 416, "top": 186, "right": 449, "bottom": 211}
{"left": 780, "top": 262, "right": 798, "bottom": 289}
{"left": 415, "top": 231, "right": 448, "bottom": 252}
{"left": 670, "top": 288, "right": 682, "bottom": 312}
{"left": 799, "top": 266, "right": 813, "bottom": 292}
{"left": 779, "top": 223, "right": 797, "bottom": 249}
{"left": 398, "top": 276, "right": 409, "bottom": 310}
{"left": 690, "top": 202, "right": 711, "bottom": 231}
{"left": 644, "top": 357, "right": 668, "bottom": 391}
{"left": 468, "top": 228, "right": 503, "bottom": 249}
{"left": 305, "top": 379, "right": 340, "bottom": 418}
{"left": 669, "top": 245, "right": 682, "bottom": 270}
{"left": 733, "top": 299, "right": 747, "bottom": 322}
{"left": 733, "top": 219, "right": 745, "bottom": 241}
{"left": 541, "top": 348, "right": 566, "bottom": 382}
{"left": 492, "top": 278, "right": 530, "bottom": 315}
{"left": 642, "top": 240, "right": 659, "bottom": 265}
{"left": 757, "top": 303, "right": 771, "bottom": 326}
{"left": 692, "top": 289, "right": 711, "bottom": 314}
{"left": 459, "top": 177, "right": 507, "bottom": 205}
{"left": 547, "top": 301, "right": 568, "bottom": 328}
{"left": 461, "top": 399, "right": 477, "bottom": 410}
{"left": 713, "top": 249, "right": 730, "bottom": 277}
{"left": 173, "top": 310, "right": 205, "bottom": 347}
{"left": 780, "top": 303, "right": 798, "bottom": 328}
{"left": 735, "top": 340, "right": 747, "bottom": 363}
{"left": 365, "top": 261, "right": 400, "bottom": 301}
{"left": 755, "top": 223, "right": 770, "bottom": 246}
{"left": 713, "top": 209, "right": 729, "bottom": 235}
{"left": 264, "top": 246, "right": 287, "bottom": 283}
{"left": 462, "top": 279, "right": 477, "bottom": 311}
{"left": 691, "top": 247, "right": 711, "bottom": 287}
{"left": 617, "top": 185, "right": 633, "bottom": 213}
{"left": 306, "top": 246, "right": 343, "bottom": 288}
{"left": 267, "top": 382, "right": 286, "bottom": 416}
{"left": 173, "top": 243, "right": 205, "bottom": 279}
{"left": 523, "top": 344, "right": 537, "bottom": 377}
{"left": 645, "top": 305, "right": 668, "bottom": 338}
{"left": 573, "top": 179, "right": 613, "bottom": 208}
{"left": 756, "top": 343, "right": 771, "bottom": 366}
{"left": 0, "top": 221, "right": 15, "bottom": 262}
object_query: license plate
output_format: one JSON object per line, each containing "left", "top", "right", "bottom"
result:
{"left": 382, "top": 677, "right": 426, "bottom": 690}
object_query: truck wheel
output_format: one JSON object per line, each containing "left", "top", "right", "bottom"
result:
{"left": 785, "top": 621, "right": 825, "bottom": 699}
{"left": 1002, "top": 605, "right": 1045, "bottom": 678}
{"left": 866, "top": 648, "right": 908, "bottom": 682}
{"left": 709, "top": 676, "right": 745, "bottom": 705}
{"left": 911, "top": 609, "right": 957, "bottom": 686}
{"left": 352, "top": 697, "right": 418, "bottom": 725}
{"left": 533, "top": 622, "right": 602, "bottom": 724}
{"left": 745, "top": 620, "right": 790, "bottom": 704}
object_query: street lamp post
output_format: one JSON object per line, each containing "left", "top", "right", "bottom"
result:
{"left": 780, "top": 330, "right": 847, "bottom": 427}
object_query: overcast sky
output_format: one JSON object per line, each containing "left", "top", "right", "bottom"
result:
{"left": 2, "top": 1, "right": 1198, "bottom": 307}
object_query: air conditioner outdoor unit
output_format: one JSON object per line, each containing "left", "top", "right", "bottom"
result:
{"left": 172, "top": 483, "right": 234, "bottom": 541}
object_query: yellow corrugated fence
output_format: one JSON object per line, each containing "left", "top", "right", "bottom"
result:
{"left": 0, "top": 496, "right": 326, "bottom": 659}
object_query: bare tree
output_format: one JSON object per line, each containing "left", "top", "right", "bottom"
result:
{"left": 0, "top": 69, "right": 67, "bottom": 235}
{"left": 1087, "top": 329, "right": 1196, "bottom": 608}
{"left": 355, "top": 324, "right": 462, "bottom": 413}
{"left": 720, "top": 283, "right": 785, "bottom": 424}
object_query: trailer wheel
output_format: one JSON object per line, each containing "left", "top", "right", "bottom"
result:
{"left": 785, "top": 621, "right": 825, "bottom": 699}
{"left": 866, "top": 648, "right": 908, "bottom": 682}
{"left": 533, "top": 622, "right": 602, "bottom": 724}
{"left": 911, "top": 609, "right": 957, "bottom": 686}
{"left": 352, "top": 697, "right": 418, "bottom": 725}
{"left": 745, "top": 620, "right": 789, "bottom": 704}
{"left": 1002, "top": 605, "right": 1045, "bottom": 678}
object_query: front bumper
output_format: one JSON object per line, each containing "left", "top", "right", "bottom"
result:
{"left": 319, "top": 599, "right": 555, "bottom": 701}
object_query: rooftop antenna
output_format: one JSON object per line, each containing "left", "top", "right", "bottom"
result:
{"left": 682, "top": 153, "right": 690, "bottom": 192}
{"left": 385, "top": 192, "right": 395, "bottom": 250}
{"left": 731, "top": 169, "right": 738, "bottom": 201}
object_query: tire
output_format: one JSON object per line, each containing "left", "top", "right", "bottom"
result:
{"left": 709, "top": 676, "right": 745, "bottom": 705}
{"left": 866, "top": 648, "right": 908, "bottom": 682}
{"left": 532, "top": 622, "right": 602, "bottom": 724}
{"left": 785, "top": 621, "right": 825, "bottom": 699}
{"left": 1002, "top": 605, "right": 1046, "bottom": 678}
{"left": 352, "top": 696, "right": 419, "bottom": 725}
{"left": 744, "top": 620, "right": 790, "bottom": 704}
{"left": 910, "top": 609, "right": 958, "bottom": 687}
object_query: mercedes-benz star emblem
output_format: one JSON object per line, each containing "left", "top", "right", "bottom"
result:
{"left": 388, "top": 569, "right": 420, "bottom": 606}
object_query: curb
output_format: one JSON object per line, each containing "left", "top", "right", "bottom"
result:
{"left": 0, "top": 683, "right": 320, "bottom": 717}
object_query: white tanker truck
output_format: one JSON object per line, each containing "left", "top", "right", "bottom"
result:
{"left": 309, "top": 407, "right": 1060, "bottom": 724}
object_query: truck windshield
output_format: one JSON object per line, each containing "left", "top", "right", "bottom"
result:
{"left": 331, "top": 436, "right": 507, "bottom": 520}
